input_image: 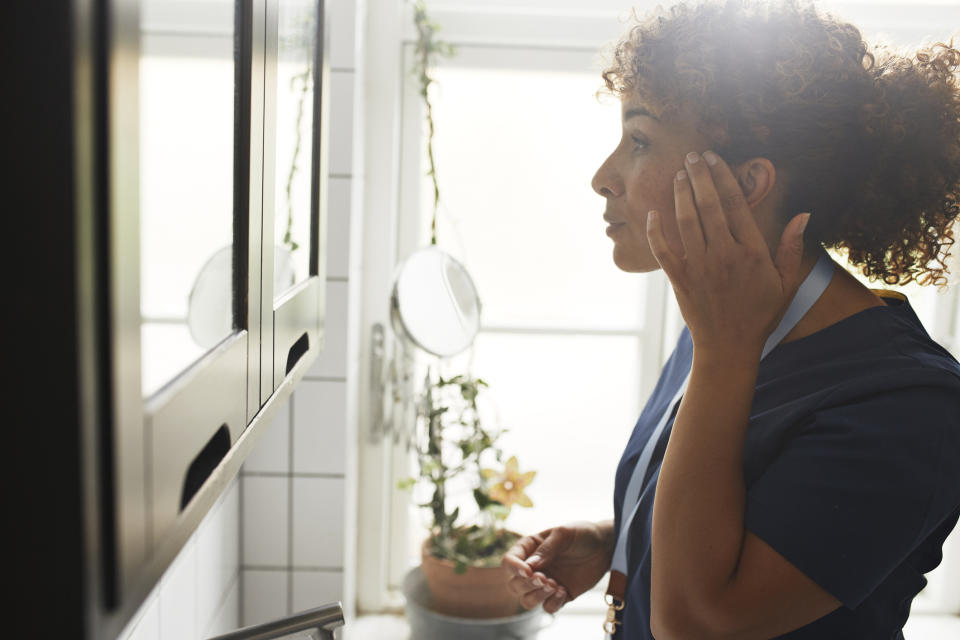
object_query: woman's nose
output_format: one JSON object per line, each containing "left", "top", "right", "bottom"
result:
{"left": 591, "top": 155, "right": 621, "bottom": 198}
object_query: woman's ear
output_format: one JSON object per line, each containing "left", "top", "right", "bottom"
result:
{"left": 734, "top": 158, "right": 776, "bottom": 207}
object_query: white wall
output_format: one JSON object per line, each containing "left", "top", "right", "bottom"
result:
{"left": 238, "top": 0, "right": 366, "bottom": 629}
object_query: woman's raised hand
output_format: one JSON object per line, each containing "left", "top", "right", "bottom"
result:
{"left": 646, "top": 151, "right": 810, "bottom": 360}
{"left": 501, "top": 521, "right": 615, "bottom": 614}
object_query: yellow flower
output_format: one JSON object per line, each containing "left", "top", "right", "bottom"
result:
{"left": 482, "top": 456, "right": 536, "bottom": 508}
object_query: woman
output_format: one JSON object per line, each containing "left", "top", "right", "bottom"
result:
{"left": 502, "top": 1, "right": 960, "bottom": 638}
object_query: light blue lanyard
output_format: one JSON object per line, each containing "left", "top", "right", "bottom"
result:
{"left": 609, "top": 249, "right": 836, "bottom": 577}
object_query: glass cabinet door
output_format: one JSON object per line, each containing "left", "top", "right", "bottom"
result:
{"left": 137, "top": 0, "right": 248, "bottom": 571}
{"left": 262, "top": 0, "right": 327, "bottom": 398}
{"left": 139, "top": 0, "right": 238, "bottom": 399}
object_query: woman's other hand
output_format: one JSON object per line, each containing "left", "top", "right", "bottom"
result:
{"left": 646, "top": 151, "right": 810, "bottom": 360}
{"left": 501, "top": 520, "right": 615, "bottom": 614}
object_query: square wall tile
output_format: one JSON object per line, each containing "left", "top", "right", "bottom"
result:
{"left": 292, "top": 477, "right": 345, "bottom": 568}
{"left": 326, "top": 177, "right": 352, "bottom": 280}
{"left": 328, "top": 71, "right": 355, "bottom": 176}
{"left": 293, "top": 380, "right": 346, "bottom": 475}
{"left": 308, "top": 280, "right": 348, "bottom": 379}
{"left": 241, "top": 569, "right": 289, "bottom": 627}
{"left": 329, "top": 0, "right": 356, "bottom": 70}
{"left": 159, "top": 538, "right": 197, "bottom": 640}
{"left": 242, "top": 476, "right": 288, "bottom": 566}
{"left": 197, "top": 478, "right": 239, "bottom": 633}
{"left": 292, "top": 570, "right": 344, "bottom": 612}
{"left": 244, "top": 400, "right": 291, "bottom": 473}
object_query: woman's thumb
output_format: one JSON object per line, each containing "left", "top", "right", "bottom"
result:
{"left": 527, "top": 529, "right": 565, "bottom": 569}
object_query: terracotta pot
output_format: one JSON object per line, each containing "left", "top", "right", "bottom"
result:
{"left": 419, "top": 537, "right": 524, "bottom": 619}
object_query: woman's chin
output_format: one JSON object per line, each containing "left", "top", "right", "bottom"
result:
{"left": 612, "top": 246, "right": 661, "bottom": 273}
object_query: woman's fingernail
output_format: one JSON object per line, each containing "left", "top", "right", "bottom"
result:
{"left": 686, "top": 151, "right": 700, "bottom": 164}
{"left": 532, "top": 578, "right": 544, "bottom": 587}
{"left": 676, "top": 169, "right": 687, "bottom": 181}
{"left": 703, "top": 150, "right": 718, "bottom": 166}
{"left": 543, "top": 585, "right": 555, "bottom": 594}
{"left": 799, "top": 213, "right": 811, "bottom": 234}
{"left": 528, "top": 554, "right": 541, "bottom": 566}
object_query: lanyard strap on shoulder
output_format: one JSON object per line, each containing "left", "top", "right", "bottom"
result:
{"left": 608, "top": 249, "right": 836, "bottom": 579}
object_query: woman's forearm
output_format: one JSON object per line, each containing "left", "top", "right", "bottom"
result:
{"left": 650, "top": 349, "right": 760, "bottom": 630}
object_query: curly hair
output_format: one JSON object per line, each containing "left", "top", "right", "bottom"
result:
{"left": 602, "top": 0, "right": 960, "bottom": 286}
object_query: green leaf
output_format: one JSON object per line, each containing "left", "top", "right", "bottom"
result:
{"left": 473, "top": 488, "right": 491, "bottom": 509}
{"left": 396, "top": 477, "right": 417, "bottom": 491}
{"left": 454, "top": 560, "right": 468, "bottom": 575}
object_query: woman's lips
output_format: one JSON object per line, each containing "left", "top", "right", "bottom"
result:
{"left": 606, "top": 222, "right": 626, "bottom": 237}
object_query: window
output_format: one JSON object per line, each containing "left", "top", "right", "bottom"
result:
{"left": 393, "top": 45, "right": 666, "bottom": 613}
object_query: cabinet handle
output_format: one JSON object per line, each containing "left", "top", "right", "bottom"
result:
{"left": 181, "top": 425, "right": 230, "bottom": 510}
{"left": 285, "top": 331, "right": 310, "bottom": 375}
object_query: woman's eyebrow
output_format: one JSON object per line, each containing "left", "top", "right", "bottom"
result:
{"left": 623, "top": 107, "right": 659, "bottom": 121}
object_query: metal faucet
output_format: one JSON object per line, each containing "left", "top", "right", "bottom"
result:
{"left": 207, "top": 601, "right": 345, "bottom": 640}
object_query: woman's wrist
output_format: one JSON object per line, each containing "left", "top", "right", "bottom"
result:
{"left": 595, "top": 518, "right": 616, "bottom": 561}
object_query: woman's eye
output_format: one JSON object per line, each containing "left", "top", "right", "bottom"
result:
{"left": 631, "top": 136, "right": 649, "bottom": 151}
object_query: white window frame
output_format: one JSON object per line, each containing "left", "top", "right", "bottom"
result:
{"left": 355, "top": 0, "right": 960, "bottom": 617}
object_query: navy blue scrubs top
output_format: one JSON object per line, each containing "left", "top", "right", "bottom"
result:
{"left": 611, "top": 292, "right": 960, "bottom": 639}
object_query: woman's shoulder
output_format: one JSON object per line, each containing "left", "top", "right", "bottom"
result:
{"left": 756, "top": 292, "right": 960, "bottom": 427}
{"left": 771, "top": 291, "right": 959, "bottom": 375}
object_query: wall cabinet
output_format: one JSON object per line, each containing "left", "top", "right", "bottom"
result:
{"left": 8, "top": 0, "right": 329, "bottom": 638}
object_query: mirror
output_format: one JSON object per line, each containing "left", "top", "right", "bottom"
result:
{"left": 187, "top": 245, "right": 295, "bottom": 349}
{"left": 390, "top": 246, "right": 482, "bottom": 357}
{"left": 138, "top": 0, "right": 237, "bottom": 397}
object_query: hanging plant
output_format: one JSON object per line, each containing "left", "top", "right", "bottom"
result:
{"left": 410, "top": 0, "right": 456, "bottom": 246}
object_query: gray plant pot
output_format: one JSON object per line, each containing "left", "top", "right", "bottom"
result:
{"left": 402, "top": 567, "right": 554, "bottom": 640}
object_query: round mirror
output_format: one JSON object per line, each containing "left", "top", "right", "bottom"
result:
{"left": 390, "top": 246, "right": 482, "bottom": 357}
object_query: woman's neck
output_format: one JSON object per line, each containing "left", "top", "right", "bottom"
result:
{"left": 780, "top": 253, "right": 887, "bottom": 346}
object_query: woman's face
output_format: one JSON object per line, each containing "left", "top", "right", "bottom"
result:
{"left": 591, "top": 94, "right": 713, "bottom": 273}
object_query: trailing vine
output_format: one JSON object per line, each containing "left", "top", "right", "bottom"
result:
{"left": 411, "top": 0, "right": 456, "bottom": 246}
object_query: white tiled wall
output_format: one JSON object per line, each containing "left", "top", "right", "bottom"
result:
{"left": 116, "top": 479, "right": 241, "bottom": 640}
{"left": 238, "top": 0, "right": 365, "bottom": 628}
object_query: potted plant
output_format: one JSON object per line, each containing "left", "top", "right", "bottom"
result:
{"left": 399, "top": 372, "right": 537, "bottom": 619}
